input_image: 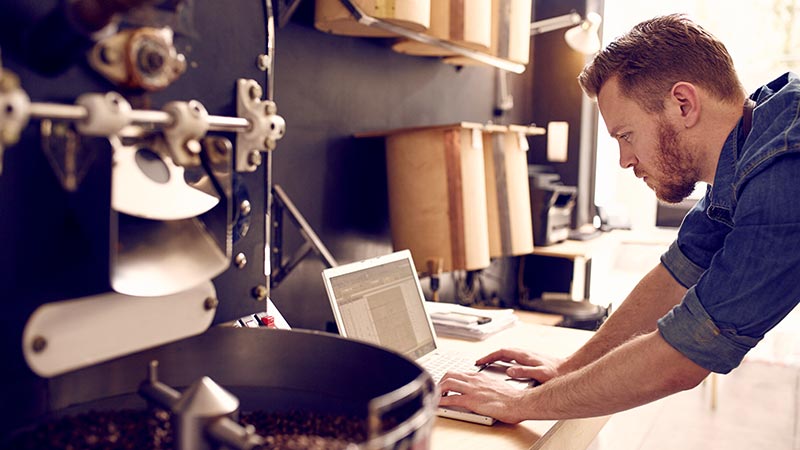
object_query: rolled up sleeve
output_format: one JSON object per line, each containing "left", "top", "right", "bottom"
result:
{"left": 660, "top": 240, "right": 706, "bottom": 289}
{"left": 658, "top": 287, "right": 759, "bottom": 373}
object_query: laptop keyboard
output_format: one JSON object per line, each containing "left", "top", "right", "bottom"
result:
{"left": 421, "top": 351, "right": 480, "bottom": 383}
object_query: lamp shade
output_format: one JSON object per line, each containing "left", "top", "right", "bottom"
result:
{"left": 564, "top": 12, "right": 602, "bottom": 54}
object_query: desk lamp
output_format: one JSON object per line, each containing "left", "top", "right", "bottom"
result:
{"left": 495, "top": 11, "right": 602, "bottom": 115}
{"left": 530, "top": 11, "right": 603, "bottom": 55}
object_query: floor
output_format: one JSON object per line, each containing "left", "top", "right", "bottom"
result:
{"left": 584, "top": 229, "right": 800, "bottom": 450}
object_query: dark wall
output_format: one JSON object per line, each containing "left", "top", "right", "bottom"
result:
{"left": 269, "top": 3, "right": 530, "bottom": 330}
{"left": 527, "top": 0, "right": 599, "bottom": 228}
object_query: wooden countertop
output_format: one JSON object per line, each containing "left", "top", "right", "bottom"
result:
{"left": 431, "top": 313, "right": 609, "bottom": 449}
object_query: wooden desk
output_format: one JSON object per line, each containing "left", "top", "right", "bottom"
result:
{"left": 531, "top": 232, "right": 616, "bottom": 260}
{"left": 432, "top": 318, "right": 609, "bottom": 450}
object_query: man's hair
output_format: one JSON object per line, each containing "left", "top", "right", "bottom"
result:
{"left": 578, "top": 14, "right": 744, "bottom": 112}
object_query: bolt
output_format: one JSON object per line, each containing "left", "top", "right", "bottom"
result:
{"left": 32, "top": 336, "right": 47, "bottom": 353}
{"left": 264, "top": 102, "right": 277, "bottom": 115}
{"left": 249, "top": 84, "right": 262, "bottom": 101}
{"left": 213, "top": 138, "right": 232, "bottom": 156}
{"left": 248, "top": 150, "right": 262, "bottom": 167}
{"left": 256, "top": 54, "right": 270, "bottom": 71}
{"left": 203, "top": 297, "right": 219, "bottom": 310}
{"left": 185, "top": 139, "right": 202, "bottom": 155}
{"left": 99, "top": 45, "right": 119, "bottom": 64}
{"left": 108, "top": 93, "right": 122, "bottom": 110}
{"left": 240, "top": 199, "right": 252, "bottom": 216}
{"left": 188, "top": 100, "right": 203, "bottom": 117}
{"left": 251, "top": 285, "right": 268, "bottom": 301}
{"left": 263, "top": 138, "right": 276, "bottom": 150}
{"left": 137, "top": 46, "right": 166, "bottom": 74}
{"left": 235, "top": 252, "right": 247, "bottom": 269}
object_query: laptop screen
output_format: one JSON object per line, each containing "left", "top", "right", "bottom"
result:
{"left": 326, "top": 252, "right": 437, "bottom": 360}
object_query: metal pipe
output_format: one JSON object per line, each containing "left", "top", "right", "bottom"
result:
{"left": 28, "top": 102, "right": 251, "bottom": 132}
{"left": 28, "top": 103, "right": 88, "bottom": 121}
{"left": 336, "top": 0, "right": 526, "bottom": 74}
{"left": 208, "top": 115, "right": 251, "bottom": 132}
{"left": 530, "top": 12, "right": 582, "bottom": 36}
{"left": 129, "top": 109, "right": 173, "bottom": 126}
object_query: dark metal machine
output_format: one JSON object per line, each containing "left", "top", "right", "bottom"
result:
{"left": 0, "top": 1, "right": 435, "bottom": 447}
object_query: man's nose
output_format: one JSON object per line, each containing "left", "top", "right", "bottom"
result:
{"left": 619, "top": 147, "right": 637, "bottom": 169}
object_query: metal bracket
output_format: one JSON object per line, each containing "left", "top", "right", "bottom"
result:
{"left": 88, "top": 27, "right": 187, "bottom": 91}
{"left": 0, "top": 68, "right": 31, "bottom": 174}
{"left": 163, "top": 100, "right": 210, "bottom": 168}
{"left": 235, "top": 78, "right": 286, "bottom": 172}
{"left": 270, "top": 184, "right": 337, "bottom": 289}
{"left": 336, "top": 0, "right": 526, "bottom": 74}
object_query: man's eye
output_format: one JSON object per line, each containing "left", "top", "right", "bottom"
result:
{"left": 619, "top": 133, "right": 631, "bottom": 142}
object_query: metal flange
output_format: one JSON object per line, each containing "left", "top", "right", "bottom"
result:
{"left": 235, "top": 78, "right": 285, "bottom": 172}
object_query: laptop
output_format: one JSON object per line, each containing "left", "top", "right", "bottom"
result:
{"left": 321, "top": 250, "right": 525, "bottom": 425}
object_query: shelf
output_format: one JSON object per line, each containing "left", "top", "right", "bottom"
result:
{"left": 336, "top": 0, "right": 527, "bottom": 74}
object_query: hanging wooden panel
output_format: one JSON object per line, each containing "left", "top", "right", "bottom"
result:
{"left": 315, "top": 0, "right": 431, "bottom": 37}
{"left": 444, "top": 0, "right": 532, "bottom": 66}
{"left": 482, "top": 124, "right": 543, "bottom": 258}
{"left": 358, "top": 123, "right": 491, "bottom": 273}
{"left": 391, "top": 0, "right": 491, "bottom": 57}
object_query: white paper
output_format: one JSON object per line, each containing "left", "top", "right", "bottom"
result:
{"left": 547, "top": 121, "right": 569, "bottom": 162}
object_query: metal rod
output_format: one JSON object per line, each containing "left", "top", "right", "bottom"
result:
{"left": 28, "top": 102, "right": 251, "bottom": 132}
{"left": 272, "top": 184, "right": 338, "bottom": 269}
{"left": 129, "top": 109, "right": 172, "bottom": 126}
{"left": 530, "top": 12, "right": 582, "bottom": 36}
{"left": 29, "top": 103, "right": 88, "bottom": 121}
{"left": 208, "top": 115, "right": 251, "bottom": 132}
{"left": 336, "top": 0, "right": 526, "bottom": 74}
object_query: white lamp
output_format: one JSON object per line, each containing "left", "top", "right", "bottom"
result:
{"left": 530, "top": 11, "right": 603, "bottom": 55}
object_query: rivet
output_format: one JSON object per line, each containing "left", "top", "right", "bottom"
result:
{"left": 32, "top": 336, "right": 47, "bottom": 353}
{"left": 248, "top": 150, "right": 262, "bottom": 167}
{"left": 235, "top": 252, "right": 247, "bottom": 269}
{"left": 256, "top": 54, "right": 270, "bottom": 71}
{"left": 251, "top": 285, "right": 268, "bottom": 301}
{"left": 203, "top": 297, "right": 219, "bottom": 310}
{"left": 240, "top": 200, "right": 252, "bottom": 216}
{"left": 249, "top": 84, "right": 262, "bottom": 101}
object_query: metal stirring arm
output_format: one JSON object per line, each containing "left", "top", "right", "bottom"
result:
{"left": 0, "top": 65, "right": 285, "bottom": 177}
{"left": 139, "top": 360, "right": 266, "bottom": 450}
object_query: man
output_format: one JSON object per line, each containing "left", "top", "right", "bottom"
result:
{"left": 438, "top": 14, "right": 800, "bottom": 423}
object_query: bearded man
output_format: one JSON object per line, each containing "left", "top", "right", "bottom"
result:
{"left": 438, "top": 13, "right": 800, "bottom": 423}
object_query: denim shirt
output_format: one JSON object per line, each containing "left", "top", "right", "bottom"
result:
{"left": 658, "top": 72, "right": 800, "bottom": 373}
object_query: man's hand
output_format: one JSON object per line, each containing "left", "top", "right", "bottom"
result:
{"left": 437, "top": 371, "right": 530, "bottom": 424}
{"left": 475, "top": 348, "right": 565, "bottom": 383}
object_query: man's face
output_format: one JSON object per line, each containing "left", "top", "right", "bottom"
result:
{"left": 597, "top": 77, "right": 701, "bottom": 203}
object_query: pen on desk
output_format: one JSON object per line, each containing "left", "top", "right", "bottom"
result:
{"left": 443, "top": 312, "right": 492, "bottom": 325}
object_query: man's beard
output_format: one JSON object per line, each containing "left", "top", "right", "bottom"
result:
{"left": 651, "top": 120, "right": 701, "bottom": 204}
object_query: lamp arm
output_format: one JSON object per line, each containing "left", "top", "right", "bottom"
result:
{"left": 530, "top": 11, "right": 582, "bottom": 36}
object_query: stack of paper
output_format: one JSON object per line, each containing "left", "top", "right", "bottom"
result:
{"left": 425, "top": 301, "right": 518, "bottom": 341}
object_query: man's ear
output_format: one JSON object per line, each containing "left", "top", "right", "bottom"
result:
{"left": 669, "top": 82, "right": 700, "bottom": 128}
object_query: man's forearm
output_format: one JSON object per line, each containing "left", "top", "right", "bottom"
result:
{"left": 517, "top": 331, "right": 709, "bottom": 420}
{"left": 559, "top": 263, "right": 687, "bottom": 374}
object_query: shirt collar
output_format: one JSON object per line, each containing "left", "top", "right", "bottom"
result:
{"left": 707, "top": 122, "right": 741, "bottom": 222}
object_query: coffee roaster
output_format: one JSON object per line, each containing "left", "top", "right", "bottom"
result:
{"left": 0, "top": 1, "right": 436, "bottom": 448}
